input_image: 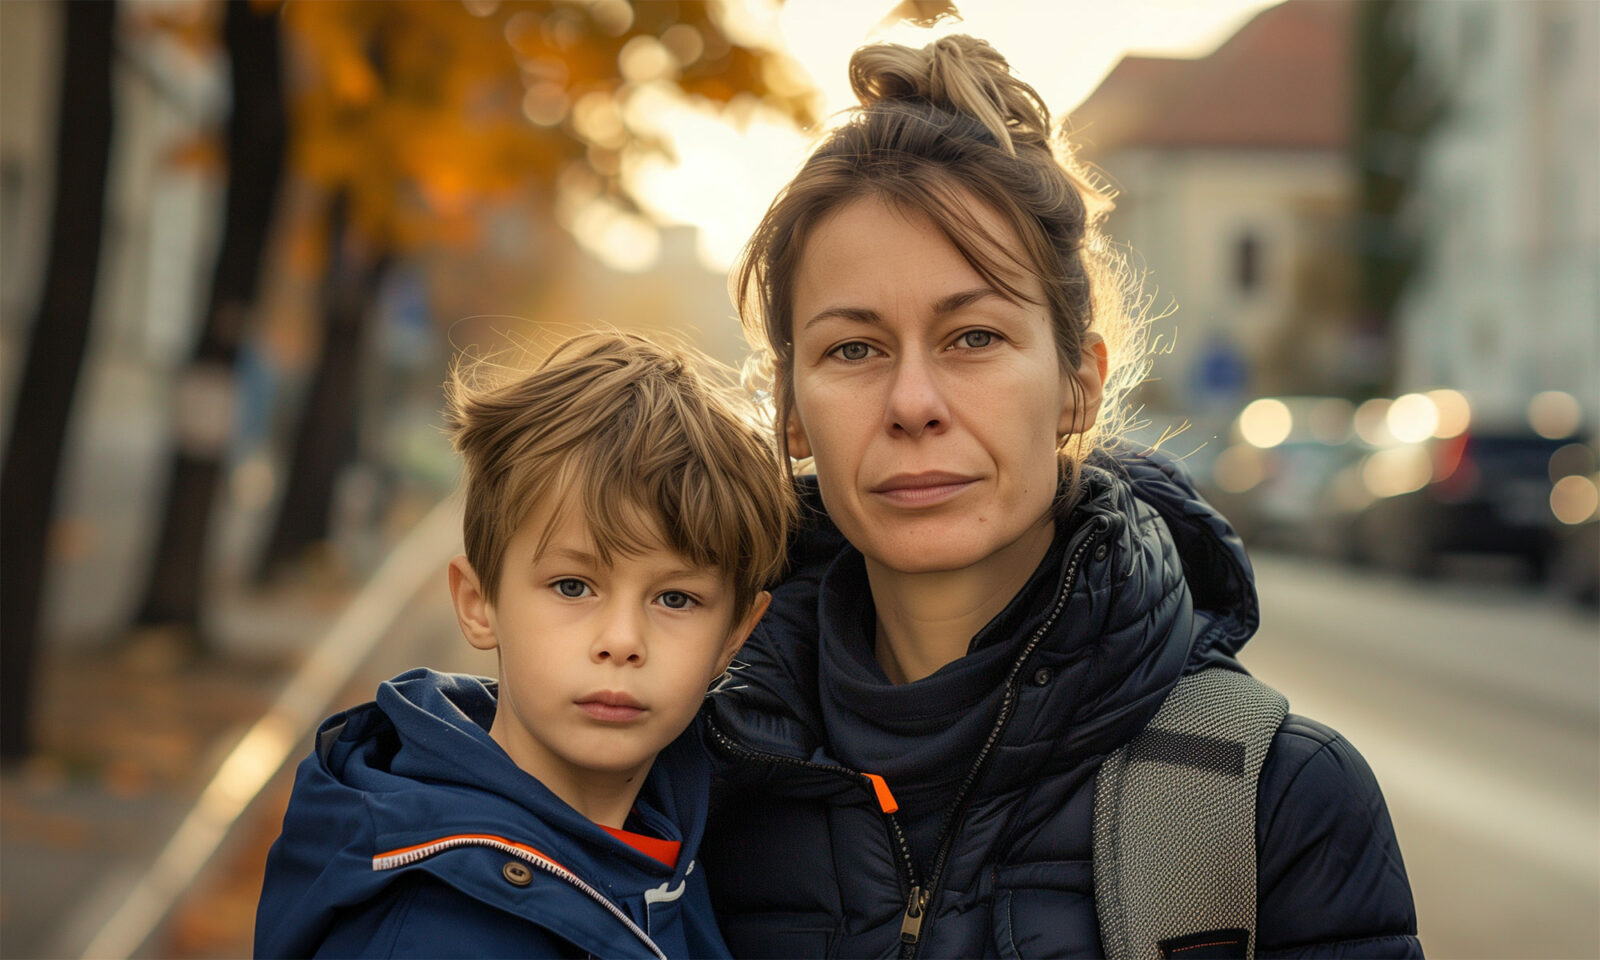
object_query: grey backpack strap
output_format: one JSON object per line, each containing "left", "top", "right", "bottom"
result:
{"left": 1093, "top": 667, "right": 1288, "bottom": 960}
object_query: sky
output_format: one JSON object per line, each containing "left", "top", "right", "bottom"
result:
{"left": 570, "top": 0, "right": 1283, "bottom": 273}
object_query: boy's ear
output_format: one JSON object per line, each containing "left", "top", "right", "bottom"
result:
{"left": 715, "top": 590, "right": 771, "bottom": 677}
{"left": 448, "top": 555, "right": 499, "bottom": 652}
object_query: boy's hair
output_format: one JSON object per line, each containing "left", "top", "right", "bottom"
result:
{"left": 445, "top": 331, "right": 794, "bottom": 618}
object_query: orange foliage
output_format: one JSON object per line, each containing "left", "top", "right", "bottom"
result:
{"left": 280, "top": 0, "right": 798, "bottom": 255}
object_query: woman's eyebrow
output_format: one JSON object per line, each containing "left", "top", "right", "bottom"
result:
{"left": 804, "top": 305, "right": 881, "bottom": 329}
{"left": 803, "top": 287, "right": 1001, "bottom": 329}
{"left": 931, "top": 287, "right": 1005, "bottom": 315}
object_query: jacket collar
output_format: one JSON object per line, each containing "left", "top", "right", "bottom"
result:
{"left": 261, "top": 669, "right": 706, "bottom": 958}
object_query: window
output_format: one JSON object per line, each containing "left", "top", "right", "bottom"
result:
{"left": 1234, "top": 229, "right": 1261, "bottom": 293}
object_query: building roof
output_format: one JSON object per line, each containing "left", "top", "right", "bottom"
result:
{"left": 1069, "top": 0, "right": 1351, "bottom": 154}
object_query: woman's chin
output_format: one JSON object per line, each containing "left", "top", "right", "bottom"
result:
{"left": 855, "top": 512, "right": 1056, "bottom": 580}
{"left": 861, "top": 531, "right": 1011, "bottom": 577}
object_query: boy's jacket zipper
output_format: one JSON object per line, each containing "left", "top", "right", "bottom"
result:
{"left": 710, "top": 519, "right": 1107, "bottom": 960}
{"left": 372, "top": 833, "right": 669, "bottom": 960}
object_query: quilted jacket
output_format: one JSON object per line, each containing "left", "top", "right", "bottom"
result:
{"left": 701, "top": 455, "right": 1422, "bottom": 958}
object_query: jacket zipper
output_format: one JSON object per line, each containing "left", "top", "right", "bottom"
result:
{"left": 372, "top": 833, "right": 668, "bottom": 960}
{"left": 899, "top": 521, "right": 1106, "bottom": 958}
{"left": 704, "top": 723, "right": 923, "bottom": 907}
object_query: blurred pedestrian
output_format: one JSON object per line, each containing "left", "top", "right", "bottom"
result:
{"left": 702, "top": 35, "right": 1422, "bottom": 958}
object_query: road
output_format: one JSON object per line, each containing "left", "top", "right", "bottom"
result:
{"left": 1244, "top": 553, "right": 1600, "bottom": 959}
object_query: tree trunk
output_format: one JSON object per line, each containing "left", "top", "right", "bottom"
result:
{"left": 255, "top": 195, "right": 388, "bottom": 582}
{"left": 135, "top": 0, "right": 286, "bottom": 645}
{"left": 0, "top": 1, "right": 117, "bottom": 761}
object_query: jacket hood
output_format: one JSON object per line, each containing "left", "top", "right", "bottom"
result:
{"left": 706, "top": 451, "right": 1259, "bottom": 784}
{"left": 257, "top": 668, "right": 710, "bottom": 958}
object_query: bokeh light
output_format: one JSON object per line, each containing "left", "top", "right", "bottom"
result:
{"left": 1527, "top": 390, "right": 1582, "bottom": 440}
{"left": 1549, "top": 443, "right": 1598, "bottom": 483}
{"left": 1354, "top": 397, "right": 1395, "bottom": 446}
{"left": 1239, "top": 397, "right": 1292, "bottom": 448}
{"left": 1212, "top": 444, "right": 1266, "bottom": 493}
{"left": 1550, "top": 474, "right": 1600, "bottom": 525}
{"left": 1387, "top": 393, "right": 1440, "bottom": 444}
{"left": 1307, "top": 397, "right": 1355, "bottom": 445}
{"left": 1426, "top": 388, "right": 1472, "bottom": 439}
{"left": 1363, "top": 445, "right": 1432, "bottom": 498}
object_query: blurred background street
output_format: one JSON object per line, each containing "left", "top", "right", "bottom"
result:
{"left": 1, "top": 0, "right": 1595, "bottom": 957}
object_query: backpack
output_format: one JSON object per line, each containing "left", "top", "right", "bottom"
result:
{"left": 1093, "top": 667, "right": 1289, "bottom": 960}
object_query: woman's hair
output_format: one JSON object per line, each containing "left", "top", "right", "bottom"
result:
{"left": 445, "top": 331, "right": 794, "bottom": 617}
{"left": 737, "top": 35, "right": 1148, "bottom": 505}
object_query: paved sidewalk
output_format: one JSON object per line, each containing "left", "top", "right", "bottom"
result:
{"left": 1, "top": 583, "right": 341, "bottom": 958}
{"left": 0, "top": 502, "right": 475, "bottom": 959}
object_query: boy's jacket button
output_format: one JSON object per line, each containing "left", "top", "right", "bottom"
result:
{"left": 502, "top": 861, "right": 534, "bottom": 886}
{"left": 1093, "top": 543, "right": 1109, "bottom": 562}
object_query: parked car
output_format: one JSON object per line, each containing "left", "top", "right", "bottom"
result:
{"left": 1194, "top": 397, "right": 1369, "bottom": 553}
{"left": 1353, "top": 428, "right": 1595, "bottom": 581}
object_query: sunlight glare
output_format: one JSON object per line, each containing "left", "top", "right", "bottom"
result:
{"left": 616, "top": 0, "right": 1283, "bottom": 274}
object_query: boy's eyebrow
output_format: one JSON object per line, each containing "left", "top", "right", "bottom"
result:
{"left": 540, "top": 546, "right": 723, "bottom": 583}
{"left": 802, "top": 287, "right": 1004, "bottom": 330}
{"left": 542, "top": 546, "right": 602, "bottom": 566}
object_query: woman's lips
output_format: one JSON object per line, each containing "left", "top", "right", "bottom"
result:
{"left": 870, "top": 474, "right": 977, "bottom": 507}
{"left": 576, "top": 692, "right": 646, "bottom": 722}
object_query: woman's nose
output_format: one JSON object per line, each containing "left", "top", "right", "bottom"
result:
{"left": 886, "top": 354, "right": 949, "bottom": 438}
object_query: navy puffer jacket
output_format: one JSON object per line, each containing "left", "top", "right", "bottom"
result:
{"left": 702, "top": 454, "right": 1421, "bottom": 958}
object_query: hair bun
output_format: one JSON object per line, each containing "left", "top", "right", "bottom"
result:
{"left": 848, "top": 35, "right": 1051, "bottom": 156}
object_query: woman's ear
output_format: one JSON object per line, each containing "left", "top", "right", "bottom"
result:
{"left": 448, "top": 555, "right": 500, "bottom": 652}
{"left": 716, "top": 590, "right": 772, "bottom": 678}
{"left": 785, "top": 407, "right": 813, "bottom": 460}
{"left": 1059, "top": 333, "right": 1109, "bottom": 438}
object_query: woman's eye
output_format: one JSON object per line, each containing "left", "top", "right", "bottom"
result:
{"left": 657, "top": 590, "right": 696, "bottom": 610}
{"left": 554, "top": 579, "right": 590, "bottom": 599}
{"left": 832, "top": 341, "right": 873, "bottom": 362}
{"left": 956, "top": 330, "right": 995, "bottom": 349}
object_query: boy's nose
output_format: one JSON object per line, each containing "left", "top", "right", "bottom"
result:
{"left": 592, "top": 609, "right": 647, "bottom": 665}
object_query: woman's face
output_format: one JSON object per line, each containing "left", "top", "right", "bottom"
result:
{"left": 786, "top": 194, "right": 1102, "bottom": 577}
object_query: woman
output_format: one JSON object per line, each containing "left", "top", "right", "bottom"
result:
{"left": 701, "top": 35, "right": 1421, "bottom": 959}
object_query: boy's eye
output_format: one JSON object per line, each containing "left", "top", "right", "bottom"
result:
{"left": 657, "top": 590, "right": 696, "bottom": 610}
{"left": 554, "top": 579, "right": 591, "bottom": 599}
{"left": 831, "top": 341, "right": 875, "bottom": 362}
{"left": 955, "top": 330, "right": 994, "bottom": 349}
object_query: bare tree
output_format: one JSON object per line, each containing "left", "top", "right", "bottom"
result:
{"left": 1, "top": 1, "right": 117, "bottom": 760}
{"left": 134, "top": 0, "right": 287, "bottom": 647}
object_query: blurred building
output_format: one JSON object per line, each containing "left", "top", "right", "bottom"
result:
{"left": 1394, "top": 0, "right": 1600, "bottom": 426}
{"left": 1070, "top": 0, "right": 1357, "bottom": 413}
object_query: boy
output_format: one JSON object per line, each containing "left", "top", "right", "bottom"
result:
{"left": 255, "top": 332, "right": 793, "bottom": 958}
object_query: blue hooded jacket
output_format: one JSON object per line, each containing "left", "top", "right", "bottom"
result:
{"left": 702, "top": 455, "right": 1422, "bottom": 958}
{"left": 255, "top": 669, "right": 730, "bottom": 959}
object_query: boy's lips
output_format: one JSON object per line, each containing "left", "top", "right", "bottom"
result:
{"left": 575, "top": 691, "right": 646, "bottom": 722}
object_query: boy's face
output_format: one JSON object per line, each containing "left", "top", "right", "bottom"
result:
{"left": 449, "top": 497, "right": 768, "bottom": 814}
